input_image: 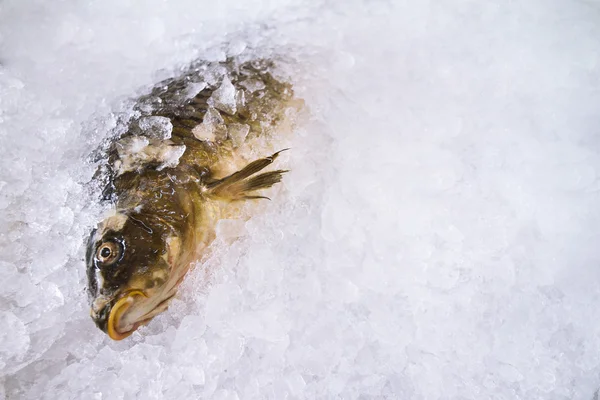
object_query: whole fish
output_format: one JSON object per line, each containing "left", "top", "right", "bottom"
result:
{"left": 86, "top": 58, "right": 301, "bottom": 340}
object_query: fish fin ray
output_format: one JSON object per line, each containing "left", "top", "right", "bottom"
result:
{"left": 241, "top": 170, "right": 287, "bottom": 192}
{"left": 207, "top": 150, "right": 288, "bottom": 200}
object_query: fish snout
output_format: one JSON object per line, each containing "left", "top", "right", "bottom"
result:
{"left": 90, "top": 296, "right": 112, "bottom": 332}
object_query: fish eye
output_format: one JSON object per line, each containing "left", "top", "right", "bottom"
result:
{"left": 96, "top": 241, "right": 121, "bottom": 265}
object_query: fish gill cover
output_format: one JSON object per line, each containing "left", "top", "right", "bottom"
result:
{"left": 0, "top": 0, "right": 600, "bottom": 399}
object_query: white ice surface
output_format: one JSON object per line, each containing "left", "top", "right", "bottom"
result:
{"left": 1, "top": 0, "right": 600, "bottom": 399}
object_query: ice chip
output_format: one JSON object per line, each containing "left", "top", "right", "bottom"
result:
{"left": 235, "top": 89, "right": 246, "bottom": 111}
{"left": 181, "top": 366, "right": 205, "bottom": 386}
{"left": 192, "top": 106, "right": 227, "bottom": 142}
{"left": 228, "top": 123, "right": 250, "bottom": 148}
{"left": 239, "top": 79, "right": 265, "bottom": 93}
{"left": 156, "top": 144, "right": 186, "bottom": 170}
{"left": 192, "top": 125, "right": 216, "bottom": 142}
{"left": 498, "top": 363, "right": 524, "bottom": 383}
{"left": 205, "top": 284, "right": 243, "bottom": 329}
{"left": 0, "top": 311, "right": 30, "bottom": 369}
{"left": 209, "top": 76, "right": 237, "bottom": 115}
{"left": 114, "top": 136, "right": 185, "bottom": 174}
{"left": 185, "top": 82, "right": 208, "bottom": 99}
{"left": 55, "top": 206, "right": 75, "bottom": 231}
{"left": 173, "top": 315, "right": 207, "bottom": 351}
{"left": 286, "top": 372, "right": 307, "bottom": 396}
{"left": 192, "top": 124, "right": 217, "bottom": 142}
{"left": 38, "top": 281, "right": 65, "bottom": 311}
{"left": 138, "top": 116, "right": 173, "bottom": 140}
{"left": 123, "top": 135, "right": 149, "bottom": 154}
{"left": 228, "top": 39, "right": 247, "bottom": 56}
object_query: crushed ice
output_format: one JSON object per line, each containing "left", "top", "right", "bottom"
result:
{"left": 2, "top": 0, "right": 600, "bottom": 399}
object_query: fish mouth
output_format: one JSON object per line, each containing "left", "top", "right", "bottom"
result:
{"left": 106, "top": 289, "right": 177, "bottom": 341}
{"left": 107, "top": 290, "right": 148, "bottom": 340}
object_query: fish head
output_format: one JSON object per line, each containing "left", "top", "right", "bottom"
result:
{"left": 86, "top": 211, "right": 182, "bottom": 340}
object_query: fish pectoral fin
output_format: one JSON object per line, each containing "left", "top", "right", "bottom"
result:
{"left": 207, "top": 150, "right": 288, "bottom": 200}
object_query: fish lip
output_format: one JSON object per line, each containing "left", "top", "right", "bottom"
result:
{"left": 104, "top": 290, "right": 176, "bottom": 341}
{"left": 107, "top": 290, "right": 148, "bottom": 341}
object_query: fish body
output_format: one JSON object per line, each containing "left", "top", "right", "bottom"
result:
{"left": 86, "top": 58, "right": 301, "bottom": 340}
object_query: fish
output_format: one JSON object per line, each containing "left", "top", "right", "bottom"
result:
{"left": 85, "top": 58, "right": 302, "bottom": 340}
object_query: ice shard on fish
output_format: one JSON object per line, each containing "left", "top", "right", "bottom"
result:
{"left": 85, "top": 58, "right": 302, "bottom": 340}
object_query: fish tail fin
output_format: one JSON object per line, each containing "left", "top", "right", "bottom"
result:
{"left": 207, "top": 150, "right": 288, "bottom": 200}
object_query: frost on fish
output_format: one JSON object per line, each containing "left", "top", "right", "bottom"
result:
{"left": 113, "top": 136, "right": 186, "bottom": 176}
{"left": 96, "top": 58, "right": 301, "bottom": 200}
{"left": 86, "top": 58, "right": 303, "bottom": 340}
